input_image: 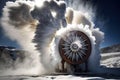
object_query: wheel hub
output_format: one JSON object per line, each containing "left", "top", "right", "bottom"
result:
{"left": 70, "top": 40, "right": 82, "bottom": 52}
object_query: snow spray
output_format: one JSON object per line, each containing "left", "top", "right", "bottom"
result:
{"left": 0, "top": 0, "right": 104, "bottom": 75}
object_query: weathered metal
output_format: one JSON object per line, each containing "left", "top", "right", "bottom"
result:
{"left": 59, "top": 30, "right": 92, "bottom": 65}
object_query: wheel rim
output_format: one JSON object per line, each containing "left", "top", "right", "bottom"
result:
{"left": 59, "top": 30, "right": 92, "bottom": 64}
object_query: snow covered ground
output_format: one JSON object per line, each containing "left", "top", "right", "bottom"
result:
{"left": 0, "top": 73, "right": 119, "bottom": 80}
{"left": 101, "top": 52, "right": 120, "bottom": 68}
{"left": 0, "top": 52, "right": 120, "bottom": 80}
{"left": 0, "top": 75, "right": 105, "bottom": 80}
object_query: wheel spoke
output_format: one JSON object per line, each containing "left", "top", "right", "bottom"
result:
{"left": 80, "top": 50, "right": 86, "bottom": 55}
{"left": 82, "top": 44, "right": 89, "bottom": 47}
{"left": 72, "top": 53, "right": 75, "bottom": 61}
{"left": 63, "top": 38, "right": 71, "bottom": 44}
{"left": 75, "top": 53, "right": 79, "bottom": 61}
{"left": 68, "top": 52, "right": 73, "bottom": 59}
{"left": 77, "top": 52, "right": 83, "bottom": 59}
{"left": 62, "top": 43, "right": 70, "bottom": 47}
{"left": 62, "top": 46, "right": 69, "bottom": 50}
{"left": 64, "top": 50, "right": 70, "bottom": 55}
{"left": 81, "top": 47, "right": 88, "bottom": 50}
{"left": 81, "top": 39, "right": 87, "bottom": 43}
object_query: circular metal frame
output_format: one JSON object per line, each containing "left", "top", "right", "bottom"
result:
{"left": 59, "top": 30, "right": 92, "bottom": 64}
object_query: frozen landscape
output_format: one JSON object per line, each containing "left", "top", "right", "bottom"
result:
{"left": 0, "top": 45, "right": 120, "bottom": 80}
{"left": 0, "top": 0, "right": 120, "bottom": 80}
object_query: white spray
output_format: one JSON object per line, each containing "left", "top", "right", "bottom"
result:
{"left": 0, "top": 0, "right": 45, "bottom": 75}
{"left": 0, "top": 0, "right": 67, "bottom": 75}
{"left": 0, "top": 0, "right": 105, "bottom": 75}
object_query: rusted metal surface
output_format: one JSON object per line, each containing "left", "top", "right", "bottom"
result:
{"left": 59, "top": 30, "right": 91, "bottom": 64}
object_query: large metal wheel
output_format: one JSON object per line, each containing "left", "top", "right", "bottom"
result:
{"left": 59, "top": 30, "right": 92, "bottom": 64}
